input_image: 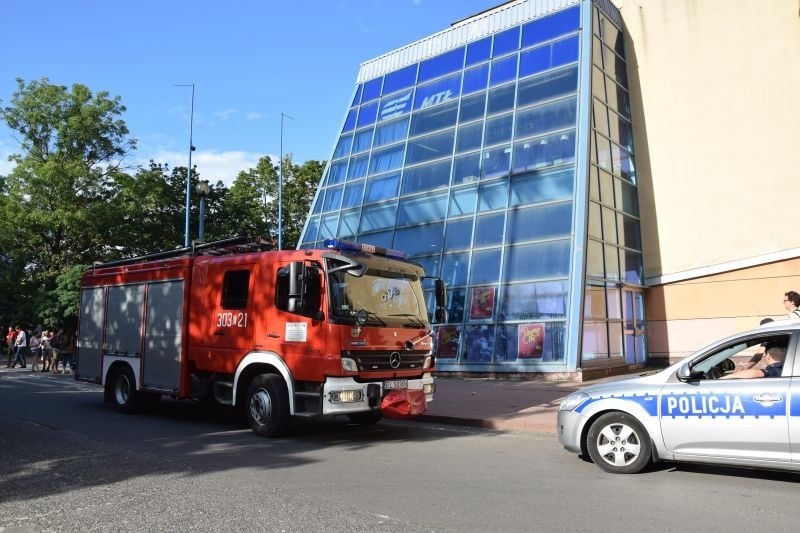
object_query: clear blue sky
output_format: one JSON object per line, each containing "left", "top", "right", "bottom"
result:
{"left": 0, "top": 0, "right": 501, "bottom": 185}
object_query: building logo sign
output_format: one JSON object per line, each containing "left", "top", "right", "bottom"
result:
{"left": 414, "top": 73, "right": 461, "bottom": 111}
{"left": 379, "top": 90, "right": 412, "bottom": 121}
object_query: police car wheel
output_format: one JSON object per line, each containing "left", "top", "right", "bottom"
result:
{"left": 586, "top": 412, "right": 651, "bottom": 474}
{"left": 246, "top": 374, "right": 289, "bottom": 438}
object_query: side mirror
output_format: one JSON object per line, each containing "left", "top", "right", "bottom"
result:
{"left": 434, "top": 278, "right": 447, "bottom": 323}
{"left": 287, "top": 261, "right": 302, "bottom": 313}
{"left": 676, "top": 363, "right": 693, "bottom": 381}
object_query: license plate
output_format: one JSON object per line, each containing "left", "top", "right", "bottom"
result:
{"left": 383, "top": 379, "right": 407, "bottom": 390}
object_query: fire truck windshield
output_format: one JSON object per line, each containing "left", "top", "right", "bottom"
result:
{"left": 326, "top": 256, "right": 429, "bottom": 328}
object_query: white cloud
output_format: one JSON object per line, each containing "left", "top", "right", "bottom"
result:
{"left": 142, "top": 149, "right": 269, "bottom": 187}
{"left": 0, "top": 140, "right": 16, "bottom": 176}
{"left": 245, "top": 112, "right": 265, "bottom": 121}
{"left": 212, "top": 109, "right": 238, "bottom": 121}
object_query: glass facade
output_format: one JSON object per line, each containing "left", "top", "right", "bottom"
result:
{"left": 299, "top": 0, "right": 645, "bottom": 373}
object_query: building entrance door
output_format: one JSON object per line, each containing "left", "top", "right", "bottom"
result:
{"left": 623, "top": 288, "right": 647, "bottom": 364}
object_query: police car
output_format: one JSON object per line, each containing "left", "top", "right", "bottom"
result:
{"left": 558, "top": 319, "right": 800, "bottom": 474}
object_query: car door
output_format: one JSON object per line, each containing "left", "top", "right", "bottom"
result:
{"left": 659, "top": 331, "right": 793, "bottom": 463}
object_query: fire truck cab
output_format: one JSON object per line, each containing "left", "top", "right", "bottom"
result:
{"left": 76, "top": 236, "right": 444, "bottom": 437}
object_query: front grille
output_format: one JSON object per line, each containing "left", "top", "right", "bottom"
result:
{"left": 344, "top": 350, "right": 429, "bottom": 371}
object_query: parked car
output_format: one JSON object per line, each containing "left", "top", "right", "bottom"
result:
{"left": 558, "top": 319, "right": 800, "bottom": 474}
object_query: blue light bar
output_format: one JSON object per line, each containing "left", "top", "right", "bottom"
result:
{"left": 323, "top": 238, "right": 406, "bottom": 260}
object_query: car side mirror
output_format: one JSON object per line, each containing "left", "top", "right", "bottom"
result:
{"left": 676, "top": 363, "right": 693, "bottom": 382}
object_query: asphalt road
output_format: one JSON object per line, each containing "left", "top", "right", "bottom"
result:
{"left": 2, "top": 371, "right": 800, "bottom": 532}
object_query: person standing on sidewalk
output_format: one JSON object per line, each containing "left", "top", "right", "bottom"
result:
{"left": 40, "top": 330, "right": 53, "bottom": 372}
{"left": 11, "top": 325, "right": 27, "bottom": 368}
{"left": 29, "top": 331, "right": 41, "bottom": 371}
{"left": 785, "top": 291, "right": 800, "bottom": 319}
{"left": 5, "top": 326, "right": 15, "bottom": 367}
{"left": 50, "top": 329, "right": 63, "bottom": 372}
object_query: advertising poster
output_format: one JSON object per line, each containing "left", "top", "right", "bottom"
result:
{"left": 518, "top": 323, "right": 545, "bottom": 358}
{"left": 469, "top": 287, "right": 495, "bottom": 320}
{"left": 436, "top": 326, "right": 460, "bottom": 358}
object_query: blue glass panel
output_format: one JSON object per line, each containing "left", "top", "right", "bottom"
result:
{"left": 445, "top": 288, "right": 466, "bottom": 323}
{"left": 312, "top": 193, "right": 323, "bottom": 214}
{"left": 441, "top": 253, "right": 470, "bottom": 286}
{"left": 444, "top": 218, "right": 473, "bottom": 252}
{"left": 474, "top": 212, "right": 505, "bottom": 247}
{"left": 414, "top": 73, "right": 461, "bottom": 111}
{"left": 304, "top": 216, "right": 320, "bottom": 243}
{"left": 374, "top": 116, "right": 409, "bottom": 147}
{"left": 515, "top": 96, "right": 577, "bottom": 139}
{"left": 521, "top": 5, "right": 580, "bottom": 48}
{"left": 410, "top": 100, "right": 459, "bottom": 137}
{"left": 333, "top": 135, "right": 353, "bottom": 159}
{"left": 481, "top": 144, "right": 511, "bottom": 180}
{"left": 347, "top": 154, "right": 369, "bottom": 180}
{"left": 342, "top": 180, "right": 364, "bottom": 208}
{"left": 410, "top": 255, "right": 441, "bottom": 280}
{"left": 397, "top": 192, "right": 448, "bottom": 226}
{"left": 459, "top": 92, "right": 486, "bottom": 122}
{"left": 352, "top": 128, "right": 373, "bottom": 153}
{"left": 362, "top": 77, "right": 383, "bottom": 103}
{"left": 378, "top": 89, "right": 413, "bottom": 122}
{"left": 490, "top": 55, "right": 518, "bottom": 86}
{"left": 452, "top": 153, "right": 481, "bottom": 185}
{"left": 464, "top": 325, "right": 495, "bottom": 361}
{"left": 326, "top": 161, "right": 347, "bottom": 185}
{"left": 509, "top": 168, "right": 574, "bottom": 207}
{"left": 322, "top": 185, "right": 343, "bottom": 212}
{"left": 369, "top": 145, "right": 404, "bottom": 174}
{"left": 462, "top": 64, "right": 489, "bottom": 95}
{"left": 499, "top": 280, "right": 569, "bottom": 320}
{"left": 493, "top": 26, "right": 520, "bottom": 57}
{"left": 393, "top": 222, "right": 445, "bottom": 256}
{"left": 405, "top": 130, "right": 455, "bottom": 165}
{"left": 359, "top": 230, "right": 394, "bottom": 249}
{"left": 479, "top": 180, "right": 508, "bottom": 211}
{"left": 356, "top": 101, "right": 378, "bottom": 128}
{"left": 618, "top": 213, "right": 641, "bottom": 250}
{"left": 364, "top": 172, "right": 400, "bottom": 203}
{"left": 418, "top": 47, "right": 465, "bottom": 83}
{"left": 484, "top": 113, "right": 513, "bottom": 146}
{"left": 456, "top": 122, "right": 483, "bottom": 153}
{"left": 466, "top": 36, "right": 491, "bottom": 66}
{"left": 504, "top": 239, "right": 571, "bottom": 281}
{"left": 552, "top": 35, "right": 580, "bottom": 67}
{"left": 518, "top": 45, "right": 550, "bottom": 78}
{"left": 319, "top": 213, "right": 338, "bottom": 240}
{"left": 401, "top": 160, "right": 452, "bottom": 195}
{"left": 621, "top": 249, "right": 643, "bottom": 284}
{"left": 360, "top": 203, "right": 397, "bottom": 232}
{"left": 511, "top": 130, "right": 576, "bottom": 173}
{"left": 507, "top": 202, "right": 573, "bottom": 244}
{"left": 486, "top": 84, "right": 516, "bottom": 115}
{"left": 518, "top": 65, "right": 578, "bottom": 107}
{"left": 470, "top": 249, "right": 501, "bottom": 284}
{"left": 449, "top": 185, "right": 478, "bottom": 215}
{"left": 383, "top": 64, "right": 418, "bottom": 95}
{"left": 351, "top": 85, "right": 363, "bottom": 107}
{"left": 611, "top": 143, "right": 636, "bottom": 182}
{"left": 338, "top": 209, "right": 359, "bottom": 238}
{"left": 342, "top": 108, "right": 357, "bottom": 132}
{"left": 620, "top": 180, "right": 639, "bottom": 216}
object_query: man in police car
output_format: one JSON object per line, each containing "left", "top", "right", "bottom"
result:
{"left": 722, "top": 345, "right": 786, "bottom": 379}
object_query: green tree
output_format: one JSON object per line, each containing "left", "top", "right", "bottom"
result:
{"left": 281, "top": 157, "right": 325, "bottom": 249}
{"left": 0, "top": 77, "right": 136, "bottom": 326}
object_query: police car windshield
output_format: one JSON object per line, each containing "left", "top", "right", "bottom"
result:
{"left": 326, "top": 257, "right": 428, "bottom": 327}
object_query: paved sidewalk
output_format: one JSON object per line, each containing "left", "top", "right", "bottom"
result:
{"left": 419, "top": 377, "right": 586, "bottom": 433}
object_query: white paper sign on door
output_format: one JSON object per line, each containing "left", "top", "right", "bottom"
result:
{"left": 285, "top": 322, "right": 307, "bottom": 342}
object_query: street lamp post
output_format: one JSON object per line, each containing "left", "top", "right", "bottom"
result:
{"left": 175, "top": 83, "right": 196, "bottom": 247}
{"left": 196, "top": 179, "right": 210, "bottom": 242}
{"left": 278, "top": 112, "right": 294, "bottom": 250}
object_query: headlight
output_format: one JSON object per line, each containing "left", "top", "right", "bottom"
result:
{"left": 559, "top": 392, "right": 589, "bottom": 412}
{"left": 329, "top": 390, "right": 364, "bottom": 404}
{"left": 341, "top": 357, "right": 357, "bottom": 372}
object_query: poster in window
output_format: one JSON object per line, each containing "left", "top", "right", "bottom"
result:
{"left": 518, "top": 323, "right": 545, "bottom": 358}
{"left": 469, "top": 287, "right": 495, "bottom": 320}
{"left": 436, "top": 326, "right": 460, "bottom": 358}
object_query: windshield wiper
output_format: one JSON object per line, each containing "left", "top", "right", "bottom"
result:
{"left": 388, "top": 313, "right": 427, "bottom": 328}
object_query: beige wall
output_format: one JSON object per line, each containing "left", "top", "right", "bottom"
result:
{"left": 646, "top": 258, "right": 800, "bottom": 362}
{"left": 612, "top": 0, "right": 800, "bottom": 281}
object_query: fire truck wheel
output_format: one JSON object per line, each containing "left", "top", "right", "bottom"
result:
{"left": 110, "top": 366, "right": 144, "bottom": 414}
{"left": 347, "top": 411, "right": 383, "bottom": 425}
{"left": 246, "top": 374, "right": 289, "bottom": 437}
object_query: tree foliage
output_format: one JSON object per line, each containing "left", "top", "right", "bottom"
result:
{"left": 0, "top": 78, "right": 323, "bottom": 330}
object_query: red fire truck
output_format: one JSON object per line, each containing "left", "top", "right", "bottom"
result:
{"left": 75, "top": 236, "right": 445, "bottom": 437}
